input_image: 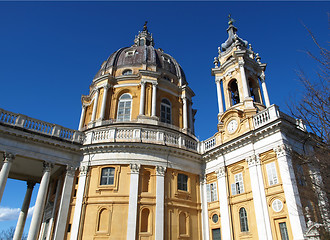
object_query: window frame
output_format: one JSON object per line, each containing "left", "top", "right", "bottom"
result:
{"left": 266, "top": 162, "right": 279, "bottom": 186}
{"left": 100, "top": 167, "right": 115, "bottom": 186}
{"left": 117, "top": 93, "right": 132, "bottom": 122}
{"left": 239, "top": 207, "right": 249, "bottom": 232}
{"left": 177, "top": 173, "right": 188, "bottom": 191}
{"left": 231, "top": 172, "right": 244, "bottom": 195}
{"left": 206, "top": 182, "right": 218, "bottom": 202}
{"left": 160, "top": 98, "right": 172, "bottom": 124}
{"left": 122, "top": 69, "right": 133, "bottom": 75}
{"left": 97, "top": 166, "right": 120, "bottom": 192}
{"left": 279, "top": 222, "right": 289, "bottom": 240}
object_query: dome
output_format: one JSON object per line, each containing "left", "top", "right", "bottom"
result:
{"left": 94, "top": 23, "right": 186, "bottom": 85}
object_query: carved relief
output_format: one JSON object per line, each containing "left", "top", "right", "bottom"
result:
{"left": 156, "top": 165, "right": 166, "bottom": 176}
{"left": 246, "top": 154, "right": 260, "bottom": 167}
{"left": 3, "top": 152, "right": 15, "bottom": 163}
{"left": 129, "top": 163, "right": 140, "bottom": 173}
{"left": 273, "top": 144, "right": 292, "bottom": 158}
{"left": 216, "top": 166, "right": 226, "bottom": 178}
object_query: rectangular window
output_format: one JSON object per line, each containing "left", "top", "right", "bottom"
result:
{"left": 100, "top": 167, "right": 115, "bottom": 185}
{"left": 279, "top": 222, "right": 289, "bottom": 240}
{"left": 178, "top": 173, "right": 188, "bottom": 191}
{"left": 206, "top": 182, "right": 218, "bottom": 202}
{"left": 231, "top": 172, "right": 244, "bottom": 195}
{"left": 266, "top": 162, "right": 278, "bottom": 186}
{"left": 212, "top": 228, "right": 221, "bottom": 240}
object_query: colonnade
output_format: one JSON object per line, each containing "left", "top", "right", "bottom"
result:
{"left": 215, "top": 69, "right": 270, "bottom": 117}
{"left": 0, "top": 152, "right": 76, "bottom": 240}
{"left": 79, "top": 79, "right": 194, "bottom": 132}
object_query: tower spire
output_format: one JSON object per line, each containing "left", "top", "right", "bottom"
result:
{"left": 133, "top": 21, "right": 154, "bottom": 47}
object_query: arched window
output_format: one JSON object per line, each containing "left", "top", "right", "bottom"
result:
{"left": 239, "top": 208, "right": 249, "bottom": 232}
{"left": 100, "top": 167, "right": 115, "bottom": 185}
{"left": 117, "top": 93, "right": 132, "bottom": 122}
{"left": 228, "top": 80, "right": 240, "bottom": 106}
{"left": 160, "top": 99, "right": 171, "bottom": 124}
{"left": 97, "top": 208, "right": 110, "bottom": 232}
{"left": 140, "top": 208, "right": 150, "bottom": 232}
{"left": 248, "top": 79, "right": 261, "bottom": 103}
{"left": 122, "top": 69, "right": 132, "bottom": 75}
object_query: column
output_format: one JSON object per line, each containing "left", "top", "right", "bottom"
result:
{"left": 13, "top": 181, "right": 35, "bottom": 240}
{"left": 215, "top": 77, "right": 224, "bottom": 115}
{"left": 91, "top": 88, "right": 100, "bottom": 122}
{"left": 155, "top": 166, "right": 166, "bottom": 240}
{"left": 182, "top": 97, "right": 188, "bottom": 129}
{"left": 260, "top": 71, "right": 270, "bottom": 107}
{"left": 100, "top": 84, "right": 110, "bottom": 120}
{"left": 54, "top": 166, "right": 76, "bottom": 240}
{"left": 126, "top": 163, "right": 140, "bottom": 240}
{"left": 274, "top": 144, "right": 306, "bottom": 240}
{"left": 70, "top": 165, "right": 88, "bottom": 240}
{"left": 78, "top": 105, "right": 86, "bottom": 130}
{"left": 188, "top": 100, "right": 194, "bottom": 133}
{"left": 246, "top": 155, "right": 273, "bottom": 240}
{"left": 139, "top": 80, "right": 146, "bottom": 115}
{"left": 216, "top": 166, "right": 231, "bottom": 240}
{"left": 200, "top": 175, "right": 210, "bottom": 240}
{"left": 238, "top": 59, "right": 250, "bottom": 99}
{"left": 0, "top": 152, "right": 14, "bottom": 203}
{"left": 27, "top": 162, "right": 53, "bottom": 240}
{"left": 151, "top": 82, "right": 157, "bottom": 117}
{"left": 45, "top": 178, "right": 62, "bottom": 240}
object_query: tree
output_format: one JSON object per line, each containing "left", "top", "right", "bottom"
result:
{"left": 288, "top": 21, "right": 330, "bottom": 238}
{"left": 0, "top": 226, "right": 27, "bottom": 240}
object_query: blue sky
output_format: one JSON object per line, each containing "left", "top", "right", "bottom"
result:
{"left": 0, "top": 1, "right": 328, "bottom": 234}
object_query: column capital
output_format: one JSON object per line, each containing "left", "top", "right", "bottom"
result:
{"left": 66, "top": 165, "right": 76, "bottom": 177}
{"left": 43, "top": 162, "right": 53, "bottom": 172}
{"left": 79, "top": 165, "right": 88, "bottom": 176}
{"left": 238, "top": 59, "right": 245, "bottom": 68}
{"left": 246, "top": 154, "right": 260, "bottom": 167}
{"left": 215, "top": 166, "right": 226, "bottom": 179}
{"left": 155, "top": 165, "right": 166, "bottom": 176}
{"left": 103, "top": 83, "right": 111, "bottom": 90}
{"left": 259, "top": 71, "right": 266, "bottom": 81}
{"left": 3, "top": 152, "right": 15, "bottom": 163}
{"left": 129, "top": 163, "right": 140, "bottom": 174}
{"left": 274, "top": 144, "right": 292, "bottom": 158}
{"left": 215, "top": 76, "right": 223, "bottom": 83}
{"left": 199, "top": 174, "right": 207, "bottom": 184}
{"left": 152, "top": 81, "right": 158, "bottom": 87}
{"left": 27, "top": 181, "right": 36, "bottom": 189}
{"left": 140, "top": 79, "right": 147, "bottom": 85}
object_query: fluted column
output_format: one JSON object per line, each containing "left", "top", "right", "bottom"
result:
{"left": 139, "top": 80, "right": 146, "bottom": 115}
{"left": 100, "top": 84, "right": 110, "bottom": 120}
{"left": 78, "top": 105, "right": 86, "bottom": 130}
{"left": 215, "top": 77, "right": 224, "bottom": 115}
{"left": 238, "top": 59, "right": 250, "bottom": 99}
{"left": 0, "top": 152, "right": 14, "bottom": 203}
{"left": 155, "top": 166, "right": 166, "bottom": 240}
{"left": 216, "top": 166, "right": 231, "bottom": 240}
{"left": 151, "top": 82, "right": 157, "bottom": 117}
{"left": 126, "top": 163, "right": 140, "bottom": 240}
{"left": 246, "top": 155, "right": 273, "bottom": 240}
{"left": 91, "top": 88, "right": 100, "bottom": 122}
{"left": 13, "top": 181, "right": 35, "bottom": 240}
{"left": 54, "top": 166, "right": 76, "bottom": 240}
{"left": 28, "top": 162, "right": 53, "bottom": 240}
{"left": 70, "top": 165, "right": 88, "bottom": 240}
{"left": 260, "top": 71, "right": 270, "bottom": 107}
{"left": 274, "top": 144, "right": 306, "bottom": 239}
{"left": 182, "top": 97, "right": 188, "bottom": 129}
{"left": 200, "top": 175, "right": 210, "bottom": 240}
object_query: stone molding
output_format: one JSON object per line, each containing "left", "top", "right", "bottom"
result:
{"left": 215, "top": 166, "right": 226, "bottom": 178}
{"left": 273, "top": 144, "right": 292, "bottom": 158}
{"left": 155, "top": 165, "right": 166, "bottom": 176}
{"left": 246, "top": 154, "right": 260, "bottom": 167}
{"left": 129, "top": 163, "right": 140, "bottom": 174}
{"left": 3, "top": 152, "right": 15, "bottom": 163}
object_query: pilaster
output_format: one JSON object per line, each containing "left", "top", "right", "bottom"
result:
{"left": 200, "top": 174, "right": 210, "bottom": 240}
{"left": 155, "top": 165, "right": 166, "bottom": 240}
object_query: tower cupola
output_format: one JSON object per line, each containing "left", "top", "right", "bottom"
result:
{"left": 133, "top": 21, "right": 154, "bottom": 47}
{"left": 211, "top": 16, "right": 271, "bottom": 143}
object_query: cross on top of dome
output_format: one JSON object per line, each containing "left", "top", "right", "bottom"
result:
{"left": 133, "top": 21, "right": 154, "bottom": 47}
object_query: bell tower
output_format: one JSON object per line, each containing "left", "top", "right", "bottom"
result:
{"left": 212, "top": 16, "right": 271, "bottom": 142}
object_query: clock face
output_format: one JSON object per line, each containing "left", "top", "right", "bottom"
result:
{"left": 227, "top": 119, "right": 238, "bottom": 134}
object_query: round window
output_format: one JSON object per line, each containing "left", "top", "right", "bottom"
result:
{"left": 272, "top": 199, "right": 283, "bottom": 212}
{"left": 212, "top": 214, "right": 219, "bottom": 223}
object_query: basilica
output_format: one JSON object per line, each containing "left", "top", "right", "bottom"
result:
{"left": 0, "top": 20, "right": 329, "bottom": 240}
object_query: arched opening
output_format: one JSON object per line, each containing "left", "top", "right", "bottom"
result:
{"left": 140, "top": 208, "right": 150, "bottom": 232}
{"left": 122, "top": 69, "right": 132, "bottom": 75}
{"left": 239, "top": 207, "right": 249, "bottom": 232}
{"left": 160, "top": 98, "right": 171, "bottom": 124}
{"left": 179, "top": 212, "right": 187, "bottom": 235}
{"left": 228, "top": 80, "right": 240, "bottom": 106}
{"left": 117, "top": 93, "right": 132, "bottom": 122}
{"left": 97, "top": 208, "right": 109, "bottom": 232}
{"left": 248, "top": 78, "right": 261, "bottom": 103}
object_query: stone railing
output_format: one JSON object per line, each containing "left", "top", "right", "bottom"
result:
{"left": 87, "top": 125, "right": 198, "bottom": 152}
{"left": 200, "top": 136, "right": 216, "bottom": 153}
{"left": 0, "top": 108, "right": 83, "bottom": 143}
{"left": 253, "top": 104, "right": 280, "bottom": 128}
